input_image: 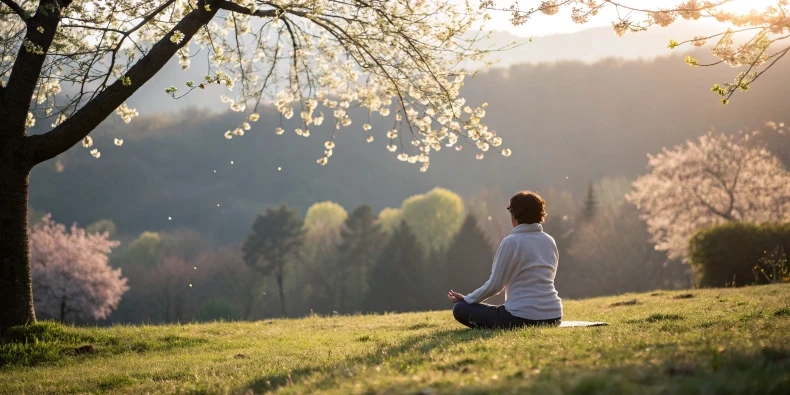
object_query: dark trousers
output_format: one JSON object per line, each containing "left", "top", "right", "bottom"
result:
{"left": 452, "top": 301, "right": 561, "bottom": 329}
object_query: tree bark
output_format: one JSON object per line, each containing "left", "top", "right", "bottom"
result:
{"left": 276, "top": 271, "right": 287, "bottom": 317}
{"left": 0, "top": 149, "right": 36, "bottom": 333}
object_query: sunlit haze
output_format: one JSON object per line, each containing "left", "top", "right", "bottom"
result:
{"left": 480, "top": 0, "right": 780, "bottom": 37}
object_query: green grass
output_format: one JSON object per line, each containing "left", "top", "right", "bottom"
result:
{"left": 2, "top": 285, "right": 790, "bottom": 394}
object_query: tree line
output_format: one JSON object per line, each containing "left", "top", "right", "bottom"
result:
{"left": 28, "top": 184, "right": 680, "bottom": 324}
{"left": 27, "top": 120, "right": 790, "bottom": 324}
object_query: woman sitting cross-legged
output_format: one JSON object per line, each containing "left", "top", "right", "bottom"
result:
{"left": 448, "top": 190, "right": 563, "bottom": 329}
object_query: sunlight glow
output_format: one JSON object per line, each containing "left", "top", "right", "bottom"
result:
{"left": 482, "top": 0, "right": 782, "bottom": 37}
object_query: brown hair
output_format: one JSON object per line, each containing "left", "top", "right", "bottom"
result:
{"left": 507, "top": 191, "right": 547, "bottom": 224}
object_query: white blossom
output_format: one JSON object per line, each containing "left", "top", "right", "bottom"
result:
{"left": 114, "top": 103, "right": 138, "bottom": 124}
{"left": 170, "top": 30, "right": 185, "bottom": 44}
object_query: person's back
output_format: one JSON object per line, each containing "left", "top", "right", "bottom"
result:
{"left": 447, "top": 190, "right": 563, "bottom": 329}
{"left": 499, "top": 225, "right": 562, "bottom": 321}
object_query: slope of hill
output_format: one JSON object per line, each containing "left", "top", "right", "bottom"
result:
{"left": 2, "top": 284, "right": 789, "bottom": 393}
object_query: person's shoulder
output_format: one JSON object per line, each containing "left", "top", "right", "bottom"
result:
{"left": 500, "top": 234, "right": 516, "bottom": 244}
{"left": 540, "top": 230, "right": 557, "bottom": 243}
{"left": 498, "top": 234, "right": 519, "bottom": 249}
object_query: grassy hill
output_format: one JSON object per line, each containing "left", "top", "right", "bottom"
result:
{"left": 2, "top": 285, "right": 789, "bottom": 394}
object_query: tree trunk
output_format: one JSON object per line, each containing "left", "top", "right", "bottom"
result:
{"left": 276, "top": 272, "right": 287, "bottom": 317}
{"left": 60, "top": 299, "right": 66, "bottom": 324}
{"left": 339, "top": 270, "right": 346, "bottom": 314}
{"left": 0, "top": 156, "right": 36, "bottom": 333}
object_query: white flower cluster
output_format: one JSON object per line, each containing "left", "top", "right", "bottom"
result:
{"left": 114, "top": 103, "right": 138, "bottom": 124}
{"left": 1, "top": 0, "right": 515, "bottom": 168}
{"left": 190, "top": 0, "right": 510, "bottom": 170}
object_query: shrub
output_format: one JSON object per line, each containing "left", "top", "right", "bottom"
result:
{"left": 688, "top": 223, "right": 790, "bottom": 287}
{"left": 194, "top": 298, "right": 240, "bottom": 322}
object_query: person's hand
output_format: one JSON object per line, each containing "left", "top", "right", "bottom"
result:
{"left": 447, "top": 290, "right": 465, "bottom": 304}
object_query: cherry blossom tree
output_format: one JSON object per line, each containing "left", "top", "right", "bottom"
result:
{"left": 486, "top": 0, "right": 790, "bottom": 104}
{"left": 626, "top": 130, "right": 790, "bottom": 261}
{"left": 0, "top": 0, "right": 510, "bottom": 330}
{"left": 29, "top": 215, "right": 128, "bottom": 323}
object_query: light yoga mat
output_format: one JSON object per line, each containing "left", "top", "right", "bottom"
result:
{"left": 558, "top": 321, "right": 609, "bottom": 328}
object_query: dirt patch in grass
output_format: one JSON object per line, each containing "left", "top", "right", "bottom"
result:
{"left": 610, "top": 299, "right": 639, "bottom": 307}
{"left": 627, "top": 313, "right": 684, "bottom": 324}
{"left": 646, "top": 313, "right": 684, "bottom": 323}
{"left": 774, "top": 307, "right": 790, "bottom": 317}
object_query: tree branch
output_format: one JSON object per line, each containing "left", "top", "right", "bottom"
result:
{"left": 216, "top": 0, "right": 279, "bottom": 18}
{"left": 0, "top": 0, "right": 68, "bottom": 147}
{"left": 0, "top": 0, "right": 26, "bottom": 22}
{"left": 26, "top": 2, "right": 218, "bottom": 164}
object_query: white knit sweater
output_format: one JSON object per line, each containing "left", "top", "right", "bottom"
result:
{"left": 463, "top": 223, "right": 563, "bottom": 320}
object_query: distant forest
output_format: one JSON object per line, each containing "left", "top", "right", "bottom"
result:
{"left": 29, "top": 48, "right": 790, "bottom": 243}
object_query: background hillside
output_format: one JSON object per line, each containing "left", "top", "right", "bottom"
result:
{"left": 28, "top": 45, "right": 790, "bottom": 242}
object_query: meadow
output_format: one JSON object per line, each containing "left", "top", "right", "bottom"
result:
{"left": 2, "top": 284, "right": 789, "bottom": 394}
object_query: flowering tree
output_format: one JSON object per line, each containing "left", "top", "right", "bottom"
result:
{"left": 29, "top": 215, "right": 128, "bottom": 323}
{"left": 485, "top": 0, "right": 790, "bottom": 104}
{"left": 0, "top": 0, "right": 509, "bottom": 330}
{"left": 626, "top": 131, "right": 790, "bottom": 261}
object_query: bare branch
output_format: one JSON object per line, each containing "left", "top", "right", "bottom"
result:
{"left": 0, "top": 0, "right": 27, "bottom": 22}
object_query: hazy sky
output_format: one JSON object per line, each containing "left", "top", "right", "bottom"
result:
{"left": 482, "top": 0, "right": 777, "bottom": 37}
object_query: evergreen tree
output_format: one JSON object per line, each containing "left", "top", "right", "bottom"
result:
{"left": 367, "top": 221, "right": 424, "bottom": 312}
{"left": 242, "top": 204, "right": 304, "bottom": 317}
{"left": 422, "top": 247, "right": 449, "bottom": 310}
{"left": 581, "top": 183, "right": 598, "bottom": 222}
{"left": 444, "top": 213, "right": 495, "bottom": 297}
{"left": 336, "top": 205, "right": 387, "bottom": 313}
